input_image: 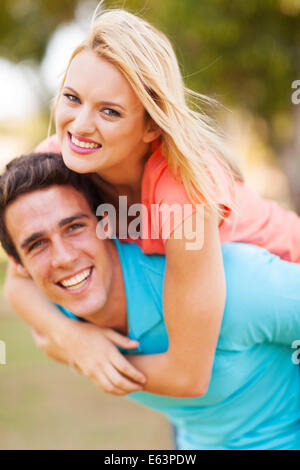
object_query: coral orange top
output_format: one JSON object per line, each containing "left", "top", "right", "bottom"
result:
{"left": 36, "top": 135, "right": 300, "bottom": 262}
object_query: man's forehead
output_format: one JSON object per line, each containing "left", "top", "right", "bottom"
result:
{"left": 5, "top": 185, "right": 94, "bottom": 241}
{"left": 10, "top": 185, "right": 91, "bottom": 213}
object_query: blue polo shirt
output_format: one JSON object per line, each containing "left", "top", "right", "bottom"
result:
{"left": 59, "top": 241, "right": 300, "bottom": 449}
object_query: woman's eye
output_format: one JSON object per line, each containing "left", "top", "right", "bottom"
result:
{"left": 102, "top": 108, "right": 121, "bottom": 117}
{"left": 63, "top": 93, "right": 80, "bottom": 104}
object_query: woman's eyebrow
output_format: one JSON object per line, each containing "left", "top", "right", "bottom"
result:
{"left": 63, "top": 86, "right": 79, "bottom": 95}
{"left": 63, "top": 86, "right": 125, "bottom": 111}
{"left": 99, "top": 100, "right": 126, "bottom": 111}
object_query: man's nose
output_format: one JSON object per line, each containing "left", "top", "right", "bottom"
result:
{"left": 51, "top": 238, "right": 78, "bottom": 269}
{"left": 72, "top": 106, "right": 96, "bottom": 135}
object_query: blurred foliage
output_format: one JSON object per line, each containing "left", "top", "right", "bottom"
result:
{"left": 152, "top": 0, "right": 300, "bottom": 121}
{"left": 0, "top": 0, "right": 78, "bottom": 63}
{"left": 1, "top": 0, "right": 300, "bottom": 126}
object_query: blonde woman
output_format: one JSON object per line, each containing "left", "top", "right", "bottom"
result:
{"left": 5, "top": 7, "right": 300, "bottom": 397}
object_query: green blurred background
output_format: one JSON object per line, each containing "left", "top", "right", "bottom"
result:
{"left": 0, "top": 0, "right": 300, "bottom": 449}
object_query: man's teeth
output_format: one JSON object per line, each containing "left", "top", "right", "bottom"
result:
{"left": 71, "top": 135, "right": 100, "bottom": 149}
{"left": 60, "top": 268, "right": 92, "bottom": 289}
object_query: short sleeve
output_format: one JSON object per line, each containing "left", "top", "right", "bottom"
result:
{"left": 140, "top": 145, "right": 234, "bottom": 254}
{"left": 220, "top": 182, "right": 300, "bottom": 263}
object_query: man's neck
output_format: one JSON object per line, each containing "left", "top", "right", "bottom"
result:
{"left": 84, "top": 240, "right": 128, "bottom": 335}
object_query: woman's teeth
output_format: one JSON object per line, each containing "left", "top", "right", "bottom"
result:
{"left": 60, "top": 268, "right": 92, "bottom": 290}
{"left": 71, "top": 135, "right": 101, "bottom": 149}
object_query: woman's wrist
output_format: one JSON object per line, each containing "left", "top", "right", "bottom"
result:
{"left": 47, "top": 314, "right": 82, "bottom": 351}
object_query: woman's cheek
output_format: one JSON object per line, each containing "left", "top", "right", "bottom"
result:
{"left": 56, "top": 105, "right": 73, "bottom": 127}
{"left": 55, "top": 112, "right": 64, "bottom": 134}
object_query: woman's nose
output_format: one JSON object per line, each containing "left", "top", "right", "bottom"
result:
{"left": 72, "top": 106, "right": 96, "bottom": 135}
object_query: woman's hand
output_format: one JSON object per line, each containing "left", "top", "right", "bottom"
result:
{"left": 31, "top": 322, "right": 146, "bottom": 396}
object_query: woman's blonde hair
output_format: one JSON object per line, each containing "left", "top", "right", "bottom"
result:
{"left": 54, "top": 6, "right": 243, "bottom": 218}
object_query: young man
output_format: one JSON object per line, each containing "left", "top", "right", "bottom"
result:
{"left": 1, "top": 152, "right": 300, "bottom": 450}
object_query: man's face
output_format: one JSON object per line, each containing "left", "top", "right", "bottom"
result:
{"left": 5, "top": 185, "right": 113, "bottom": 317}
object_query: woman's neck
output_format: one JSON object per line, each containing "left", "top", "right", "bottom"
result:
{"left": 94, "top": 142, "right": 152, "bottom": 198}
{"left": 90, "top": 174, "right": 142, "bottom": 207}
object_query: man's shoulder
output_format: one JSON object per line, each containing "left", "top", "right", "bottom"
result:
{"left": 115, "top": 240, "right": 165, "bottom": 278}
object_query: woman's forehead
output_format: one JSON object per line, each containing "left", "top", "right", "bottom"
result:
{"left": 66, "top": 49, "right": 140, "bottom": 107}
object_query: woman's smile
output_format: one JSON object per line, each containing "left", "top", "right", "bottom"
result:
{"left": 67, "top": 132, "right": 102, "bottom": 155}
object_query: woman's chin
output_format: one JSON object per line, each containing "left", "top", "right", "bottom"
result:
{"left": 61, "top": 152, "right": 90, "bottom": 174}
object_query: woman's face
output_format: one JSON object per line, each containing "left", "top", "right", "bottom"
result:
{"left": 56, "top": 49, "right": 159, "bottom": 181}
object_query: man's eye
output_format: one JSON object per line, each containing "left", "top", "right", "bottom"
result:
{"left": 102, "top": 108, "right": 121, "bottom": 117}
{"left": 28, "top": 240, "right": 44, "bottom": 252}
{"left": 68, "top": 223, "right": 84, "bottom": 231}
{"left": 63, "top": 93, "right": 80, "bottom": 104}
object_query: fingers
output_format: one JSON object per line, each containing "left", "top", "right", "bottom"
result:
{"left": 102, "top": 329, "right": 140, "bottom": 350}
{"left": 110, "top": 350, "right": 146, "bottom": 385}
{"left": 103, "top": 362, "right": 144, "bottom": 394}
{"left": 70, "top": 363, "right": 131, "bottom": 396}
{"left": 77, "top": 352, "right": 146, "bottom": 395}
{"left": 89, "top": 370, "right": 134, "bottom": 396}
{"left": 90, "top": 366, "right": 142, "bottom": 396}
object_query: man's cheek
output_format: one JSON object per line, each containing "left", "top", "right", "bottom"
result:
{"left": 29, "top": 269, "right": 51, "bottom": 296}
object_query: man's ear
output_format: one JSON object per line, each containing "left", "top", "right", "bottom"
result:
{"left": 8, "top": 256, "right": 30, "bottom": 278}
{"left": 143, "top": 118, "right": 162, "bottom": 143}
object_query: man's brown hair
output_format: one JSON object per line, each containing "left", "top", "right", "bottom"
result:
{"left": 0, "top": 152, "right": 102, "bottom": 263}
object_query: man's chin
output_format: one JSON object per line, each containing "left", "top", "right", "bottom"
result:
{"left": 57, "top": 299, "right": 103, "bottom": 321}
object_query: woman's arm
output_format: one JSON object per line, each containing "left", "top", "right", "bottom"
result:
{"left": 4, "top": 260, "right": 146, "bottom": 395}
{"left": 127, "top": 208, "right": 225, "bottom": 397}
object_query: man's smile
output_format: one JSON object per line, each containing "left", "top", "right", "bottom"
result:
{"left": 57, "top": 266, "right": 94, "bottom": 293}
